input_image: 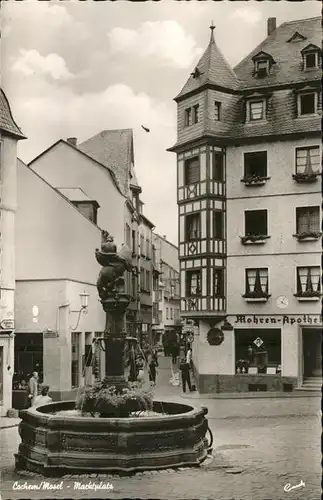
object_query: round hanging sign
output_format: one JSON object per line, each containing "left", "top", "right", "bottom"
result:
{"left": 207, "top": 328, "right": 224, "bottom": 346}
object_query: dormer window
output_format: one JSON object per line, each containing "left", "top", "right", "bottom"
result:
{"left": 301, "top": 44, "right": 320, "bottom": 70}
{"left": 255, "top": 60, "right": 269, "bottom": 77}
{"left": 252, "top": 51, "right": 275, "bottom": 78}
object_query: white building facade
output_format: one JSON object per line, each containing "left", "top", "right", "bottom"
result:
{"left": 169, "top": 17, "right": 321, "bottom": 393}
{"left": 0, "top": 89, "right": 25, "bottom": 415}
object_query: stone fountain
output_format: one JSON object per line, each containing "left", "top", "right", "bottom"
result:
{"left": 15, "top": 234, "right": 209, "bottom": 476}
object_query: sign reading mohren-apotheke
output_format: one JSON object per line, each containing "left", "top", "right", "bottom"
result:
{"left": 234, "top": 314, "right": 322, "bottom": 325}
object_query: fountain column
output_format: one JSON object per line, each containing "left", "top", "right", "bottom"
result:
{"left": 95, "top": 232, "right": 137, "bottom": 390}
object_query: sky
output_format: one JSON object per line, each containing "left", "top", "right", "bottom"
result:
{"left": 1, "top": 0, "right": 320, "bottom": 245}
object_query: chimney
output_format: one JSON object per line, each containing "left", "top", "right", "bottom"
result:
{"left": 66, "top": 137, "right": 77, "bottom": 146}
{"left": 267, "top": 17, "right": 276, "bottom": 36}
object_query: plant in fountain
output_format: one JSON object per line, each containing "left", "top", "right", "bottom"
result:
{"left": 76, "top": 381, "right": 153, "bottom": 418}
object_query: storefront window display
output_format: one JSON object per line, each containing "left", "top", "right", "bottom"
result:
{"left": 235, "top": 329, "right": 281, "bottom": 374}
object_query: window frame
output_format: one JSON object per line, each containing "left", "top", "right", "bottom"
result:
{"left": 296, "top": 266, "right": 321, "bottom": 297}
{"left": 186, "top": 269, "right": 201, "bottom": 297}
{"left": 214, "top": 101, "right": 221, "bottom": 121}
{"left": 297, "top": 91, "right": 317, "bottom": 116}
{"left": 213, "top": 268, "right": 225, "bottom": 298}
{"left": 193, "top": 104, "right": 199, "bottom": 124}
{"left": 244, "top": 268, "right": 269, "bottom": 298}
{"left": 295, "top": 146, "right": 321, "bottom": 174}
{"left": 185, "top": 212, "right": 201, "bottom": 241}
{"left": 213, "top": 210, "right": 224, "bottom": 240}
{"left": 184, "top": 107, "right": 192, "bottom": 127}
{"left": 244, "top": 209, "right": 268, "bottom": 237}
{"left": 303, "top": 51, "right": 319, "bottom": 70}
{"left": 296, "top": 206, "right": 320, "bottom": 235}
{"left": 255, "top": 59, "right": 270, "bottom": 77}
{"left": 212, "top": 152, "right": 224, "bottom": 181}
{"left": 184, "top": 156, "right": 200, "bottom": 185}
{"left": 243, "top": 151, "right": 268, "bottom": 179}
{"left": 247, "top": 99, "right": 266, "bottom": 122}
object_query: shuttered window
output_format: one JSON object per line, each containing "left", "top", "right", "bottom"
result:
{"left": 184, "top": 157, "right": 200, "bottom": 185}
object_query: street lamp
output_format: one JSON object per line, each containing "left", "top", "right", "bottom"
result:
{"left": 70, "top": 291, "right": 89, "bottom": 330}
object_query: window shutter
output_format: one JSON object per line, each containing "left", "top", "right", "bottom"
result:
{"left": 185, "top": 158, "right": 200, "bottom": 184}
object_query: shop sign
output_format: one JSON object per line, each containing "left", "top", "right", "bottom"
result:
{"left": 234, "top": 314, "right": 322, "bottom": 325}
{"left": 0, "top": 319, "right": 15, "bottom": 329}
{"left": 253, "top": 337, "right": 263, "bottom": 347}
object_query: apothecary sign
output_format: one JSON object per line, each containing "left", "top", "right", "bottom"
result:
{"left": 234, "top": 314, "right": 322, "bottom": 325}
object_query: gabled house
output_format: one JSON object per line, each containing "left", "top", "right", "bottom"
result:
{"left": 15, "top": 159, "right": 105, "bottom": 401}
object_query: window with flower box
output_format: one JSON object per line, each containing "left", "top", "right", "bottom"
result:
{"left": 242, "top": 151, "right": 268, "bottom": 185}
{"left": 295, "top": 206, "right": 321, "bottom": 240}
{"left": 295, "top": 266, "right": 321, "bottom": 299}
{"left": 186, "top": 270, "right": 201, "bottom": 297}
{"left": 244, "top": 268, "right": 270, "bottom": 300}
{"left": 241, "top": 210, "right": 269, "bottom": 244}
{"left": 185, "top": 213, "right": 201, "bottom": 241}
{"left": 294, "top": 146, "right": 320, "bottom": 182}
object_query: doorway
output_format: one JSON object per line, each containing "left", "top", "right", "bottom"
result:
{"left": 302, "top": 328, "right": 322, "bottom": 378}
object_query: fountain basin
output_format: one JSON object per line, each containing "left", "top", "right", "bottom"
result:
{"left": 15, "top": 400, "right": 209, "bottom": 476}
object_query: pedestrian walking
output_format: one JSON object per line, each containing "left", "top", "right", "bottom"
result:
{"left": 148, "top": 357, "right": 157, "bottom": 386}
{"left": 179, "top": 357, "right": 192, "bottom": 393}
{"left": 28, "top": 371, "right": 39, "bottom": 407}
{"left": 33, "top": 385, "right": 52, "bottom": 408}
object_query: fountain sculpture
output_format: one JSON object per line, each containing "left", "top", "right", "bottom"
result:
{"left": 15, "top": 233, "right": 209, "bottom": 475}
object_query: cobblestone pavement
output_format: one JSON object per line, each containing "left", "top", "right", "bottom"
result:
{"left": 0, "top": 357, "right": 321, "bottom": 500}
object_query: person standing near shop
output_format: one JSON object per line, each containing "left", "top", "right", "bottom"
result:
{"left": 179, "top": 344, "right": 193, "bottom": 393}
{"left": 28, "top": 371, "right": 39, "bottom": 407}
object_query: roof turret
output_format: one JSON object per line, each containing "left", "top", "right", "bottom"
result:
{"left": 175, "top": 24, "right": 239, "bottom": 101}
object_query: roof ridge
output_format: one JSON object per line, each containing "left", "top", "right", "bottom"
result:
{"left": 280, "top": 16, "right": 321, "bottom": 26}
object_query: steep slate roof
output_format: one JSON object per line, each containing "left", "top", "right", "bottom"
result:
{"left": 175, "top": 28, "right": 240, "bottom": 100}
{"left": 28, "top": 139, "right": 123, "bottom": 195}
{"left": 170, "top": 16, "right": 321, "bottom": 150}
{"left": 0, "top": 89, "right": 26, "bottom": 139}
{"left": 79, "top": 129, "right": 135, "bottom": 196}
{"left": 234, "top": 16, "right": 321, "bottom": 88}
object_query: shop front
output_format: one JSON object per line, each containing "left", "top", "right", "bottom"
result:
{"left": 194, "top": 313, "right": 322, "bottom": 394}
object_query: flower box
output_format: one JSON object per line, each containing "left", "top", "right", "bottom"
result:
{"left": 292, "top": 173, "right": 319, "bottom": 183}
{"left": 294, "top": 295, "right": 320, "bottom": 302}
{"left": 241, "top": 176, "right": 269, "bottom": 187}
{"left": 241, "top": 234, "right": 270, "bottom": 245}
{"left": 293, "top": 232, "right": 322, "bottom": 242}
{"left": 242, "top": 293, "right": 271, "bottom": 303}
